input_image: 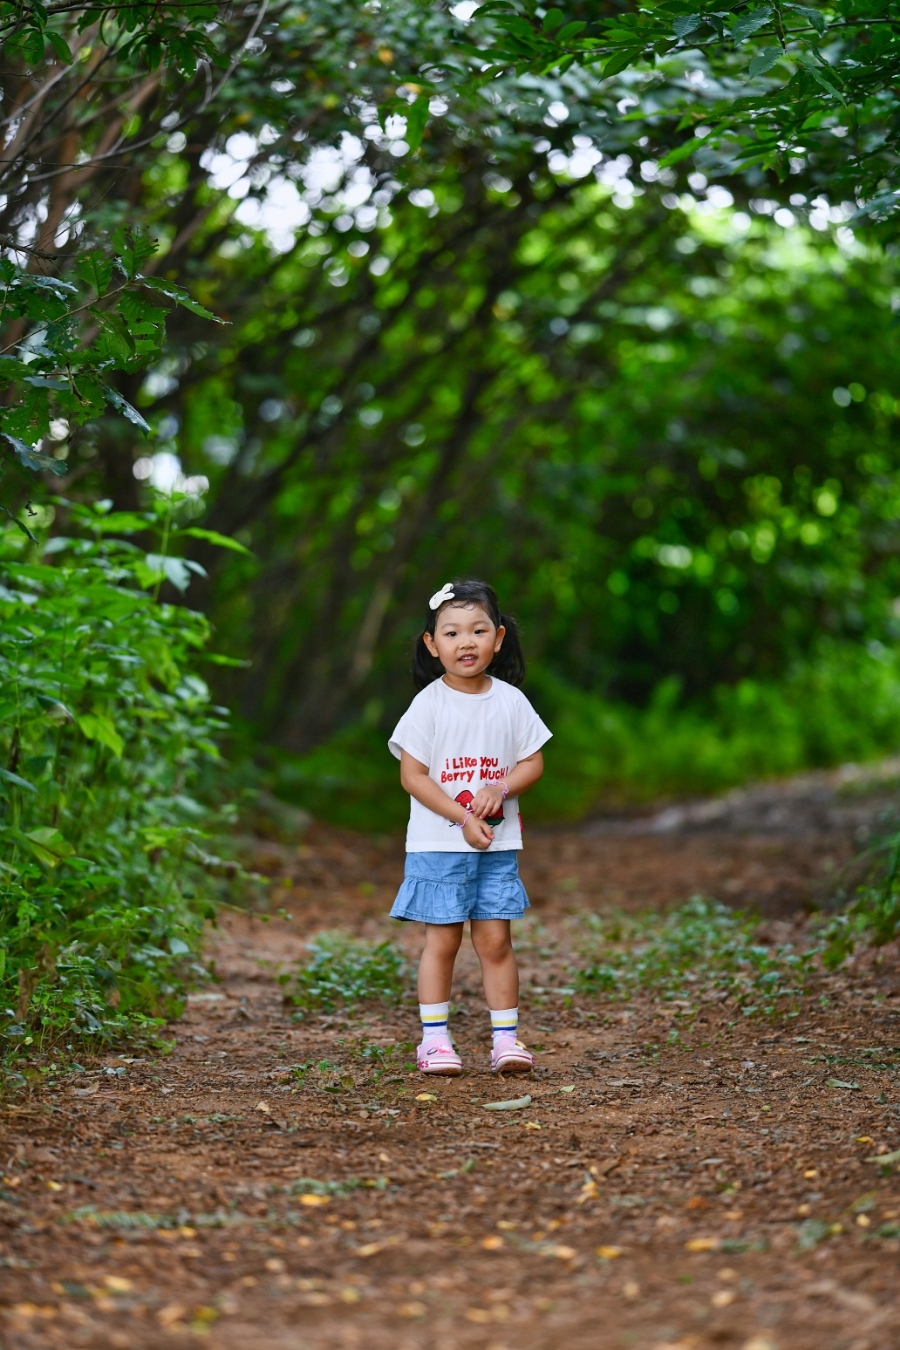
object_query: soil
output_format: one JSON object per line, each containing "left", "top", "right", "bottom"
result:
{"left": 2, "top": 765, "right": 899, "bottom": 1350}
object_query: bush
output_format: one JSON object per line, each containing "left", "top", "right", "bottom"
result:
{"left": 281, "top": 932, "right": 409, "bottom": 1015}
{"left": 0, "top": 501, "right": 232, "bottom": 1071}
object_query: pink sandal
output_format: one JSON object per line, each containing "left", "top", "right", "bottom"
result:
{"left": 417, "top": 1041, "right": 462, "bottom": 1076}
{"left": 491, "top": 1040, "right": 535, "bottom": 1075}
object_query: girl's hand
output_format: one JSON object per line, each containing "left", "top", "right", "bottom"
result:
{"left": 471, "top": 785, "right": 505, "bottom": 819}
{"left": 463, "top": 815, "right": 494, "bottom": 850}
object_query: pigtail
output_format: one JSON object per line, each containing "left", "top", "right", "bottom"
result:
{"left": 489, "top": 612, "right": 526, "bottom": 687}
{"left": 413, "top": 633, "right": 445, "bottom": 690}
{"left": 411, "top": 577, "right": 526, "bottom": 688}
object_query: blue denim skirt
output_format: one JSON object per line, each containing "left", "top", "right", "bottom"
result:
{"left": 390, "top": 850, "right": 530, "bottom": 924}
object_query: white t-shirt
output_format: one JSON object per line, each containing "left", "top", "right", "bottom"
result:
{"left": 388, "top": 677, "right": 552, "bottom": 852}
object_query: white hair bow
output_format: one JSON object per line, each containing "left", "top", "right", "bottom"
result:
{"left": 429, "top": 583, "right": 455, "bottom": 610}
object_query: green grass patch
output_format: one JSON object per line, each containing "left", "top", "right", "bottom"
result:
{"left": 574, "top": 897, "right": 817, "bottom": 1015}
{"left": 280, "top": 932, "right": 410, "bottom": 1015}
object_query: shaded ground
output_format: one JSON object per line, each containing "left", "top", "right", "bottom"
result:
{"left": 2, "top": 766, "right": 899, "bottom": 1350}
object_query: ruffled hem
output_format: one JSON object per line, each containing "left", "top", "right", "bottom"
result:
{"left": 390, "top": 875, "right": 530, "bottom": 924}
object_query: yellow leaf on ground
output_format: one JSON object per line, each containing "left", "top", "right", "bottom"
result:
{"left": 524, "top": 1121, "right": 542, "bottom": 1130}
{"left": 299, "top": 1193, "right": 330, "bottom": 1207}
{"left": 398, "top": 1301, "right": 426, "bottom": 1317}
{"left": 415, "top": 1093, "right": 437, "bottom": 1102}
{"left": 481, "top": 1235, "right": 504, "bottom": 1250}
{"left": 597, "top": 1245, "right": 624, "bottom": 1259}
{"left": 552, "top": 1244, "right": 577, "bottom": 1260}
{"left": 102, "top": 1275, "right": 132, "bottom": 1292}
{"left": 685, "top": 1237, "right": 719, "bottom": 1253}
{"left": 157, "top": 1303, "right": 187, "bottom": 1327}
{"left": 356, "top": 1242, "right": 382, "bottom": 1257}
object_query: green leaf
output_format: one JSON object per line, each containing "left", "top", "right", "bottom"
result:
{"left": 23, "top": 827, "right": 76, "bottom": 867}
{"left": 672, "top": 14, "right": 702, "bottom": 39}
{"left": 22, "top": 27, "right": 44, "bottom": 65}
{"left": 786, "top": 4, "right": 827, "bottom": 36}
{"left": 542, "top": 8, "right": 565, "bottom": 32}
{"left": 658, "top": 135, "right": 705, "bottom": 167}
{"left": 733, "top": 6, "right": 772, "bottom": 43}
{"left": 45, "top": 29, "right": 72, "bottom": 62}
{"left": 137, "top": 277, "right": 223, "bottom": 322}
{"left": 405, "top": 92, "right": 430, "bottom": 152}
{"left": 75, "top": 251, "right": 114, "bottom": 297}
{"left": 100, "top": 385, "right": 151, "bottom": 433}
{"left": 826, "top": 1078, "right": 859, "bottom": 1090}
{"left": 0, "top": 768, "right": 37, "bottom": 793}
{"left": 76, "top": 713, "right": 124, "bottom": 758}
{"left": 748, "top": 46, "right": 784, "bottom": 77}
{"left": 168, "top": 937, "right": 191, "bottom": 956}
{"left": 179, "top": 527, "right": 255, "bottom": 557}
{"left": 111, "top": 227, "right": 157, "bottom": 279}
{"left": 36, "top": 695, "right": 74, "bottom": 723}
{"left": 141, "top": 554, "right": 195, "bottom": 593}
{"left": 556, "top": 21, "right": 587, "bottom": 41}
{"left": 1, "top": 431, "right": 68, "bottom": 476}
{"left": 602, "top": 46, "right": 644, "bottom": 78}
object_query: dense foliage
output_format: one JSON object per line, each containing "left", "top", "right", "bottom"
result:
{"left": 0, "top": 499, "right": 237, "bottom": 1069}
{"left": 2, "top": 0, "right": 899, "bottom": 1061}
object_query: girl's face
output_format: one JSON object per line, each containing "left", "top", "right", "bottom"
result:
{"left": 423, "top": 604, "right": 506, "bottom": 681}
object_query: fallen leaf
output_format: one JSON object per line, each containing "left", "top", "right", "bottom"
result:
{"left": 552, "top": 1244, "right": 577, "bottom": 1260}
{"left": 481, "top": 1235, "right": 504, "bottom": 1250}
{"left": 711, "top": 1289, "right": 735, "bottom": 1308}
{"left": 865, "top": 1148, "right": 900, "bottom": 1166}
{"left": 855, "top": 1136, "right": 874, "bottom": 1144}
{"left": 524, "top": 1121, "right": 542, "bottom": 1130}
{"left": 597, "top": 1245, "right": 624, "bottom": 1259}
{"left": 355, "top": 1242, "right": 382, "bottom": 1257}
{"left": 560, "top": 1085, "right": 575, "bottom": 1093}
{"left": 299, "top": 1194, "right": 330, "bottom": 1207}
{"left": 398, "top": 1301, "right": 426, "bottom": 1318}
{"left": 157, "top": 1303, "right": 187, "bottom": 1327}
{"left": 591, "top": 1157, "right": 622, "bottom": 1178}
{"left": 71, "top": 1082, "right": 99, "bottom": 1097}
{"left": 623, "top": 1280, "right": 640, "bottom": 1298}
{"left": 484, "top": 1094, "right": 531, "bottom": 1112}
{"left": 45, "top": 1180, "right": 64, "bottom": 1192}
{"left": 103, "top": 1275, "right": 132, "bottom": 1293}
{"left": 826, "top": 1079, "right": 859, "bottom": 1091}
{"left": 255, "top": 1100, "right": 271, "bottom": 1114}
{"left": 415, "top": 1093, "right": 437, "bottom": 1102}
{"left": 685, "top": 1237, "right": 719, "bottom": 1253}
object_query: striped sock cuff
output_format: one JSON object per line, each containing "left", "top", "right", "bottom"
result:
{"left": 420, "top": 1000, "right": 450, "bottom": 1030}
{"left": 489, "top": 1006, "right": 518, "bottom": 1033}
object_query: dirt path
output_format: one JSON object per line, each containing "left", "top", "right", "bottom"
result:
{"left": 2, "top": 769, "right": 899, "bottom": 1350}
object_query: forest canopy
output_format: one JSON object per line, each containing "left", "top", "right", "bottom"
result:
{"left": 2, "top": 0, "right": 899, "bottom": 810}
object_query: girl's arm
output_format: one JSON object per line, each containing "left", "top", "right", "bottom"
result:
{"left": 470, "top": 750, "right": 544, "bottom": 819}
{"left": 400, "top": 750, "right": 494, "bottom": 850}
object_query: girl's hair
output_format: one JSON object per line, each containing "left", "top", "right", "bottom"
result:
{"left": 412, "top": 578, "right": 526, "bottom": 690}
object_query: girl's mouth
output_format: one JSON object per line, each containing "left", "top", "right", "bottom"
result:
{"left": 458, "top": 655, "right": 477, "bottom": 665}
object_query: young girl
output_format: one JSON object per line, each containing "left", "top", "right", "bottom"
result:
{"left": 388, "top": 579, "right": 551, "bottom": 1076}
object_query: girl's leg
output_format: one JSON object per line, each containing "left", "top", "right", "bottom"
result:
{"left": 417, "top": 922, "right": 464, "bottom": 1003}
{"left": 416, "top": 923, "right": 465, "bottom": 1077}
{"left": 469, "top": 919, "right": 518, "bottom": 1008}
{"left": 470, "top": 919, "right": 533, "bottom": 1074}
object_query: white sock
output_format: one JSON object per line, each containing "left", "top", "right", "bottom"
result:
{"left": 420, "top": 1001, "right": 450, "bottom": 1044}
{"left": 490, "top": 1006, "right": 518, "bottom": 1043}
